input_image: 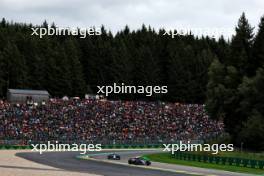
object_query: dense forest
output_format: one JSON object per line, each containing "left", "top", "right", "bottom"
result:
{"left": 206, "top": 13, "right": 264, "bottom": 150}
{"left": 0, "top": 13, "right": 264, "bottom": 150}
{"left": 0, "top": 17, "right": 223, "bottom": 103}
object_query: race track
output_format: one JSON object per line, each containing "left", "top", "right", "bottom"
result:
{"left": 16, "top": 150, "right": 255, "bottom": 176}
{"left": 16, "top": 150, "right": 194, "bottom": 176}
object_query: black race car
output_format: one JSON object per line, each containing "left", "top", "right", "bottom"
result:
{"left": 107, "top": 153, "right": 121, "bottom": 160}
{"left": 128, "top": 157, "right": 151, "bottom": 166}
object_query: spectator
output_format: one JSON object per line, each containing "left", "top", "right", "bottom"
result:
{"left": 0, "top": 98, "right": 224, "bottom": 145}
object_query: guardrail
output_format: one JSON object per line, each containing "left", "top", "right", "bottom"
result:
{"left": 172, "top": 152, "right": 264, "bottom": 169}
{"left": 0, "top": 144, "right": 164, "bottom": 150}
{"left": 0, "top": 145, "right": 32, "bottom": 150}
{"left": 101, "top": 144, "right": 163, "bottom": 149}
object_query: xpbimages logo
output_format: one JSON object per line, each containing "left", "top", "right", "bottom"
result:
{"left": 97, "top": 83, "right": 168, "bottom": 97}
{"left": 31, "top": 141, "right": 102, "bottom": 154}
{"left": 31, "top": 27, "right": 101, "bottom": 38}
{"left": 163, "top": 141, "right": 234, "bottom": 154}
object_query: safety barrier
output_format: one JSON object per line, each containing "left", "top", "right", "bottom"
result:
{"left": 0, "top": 145, "right": 32, "bottom": 150}
{"left": 172, "top": 152, "right": 264, "bottom": 169}
{"left": 0, "top": 144, "right": 163, "bottom": 150}
{"left": 101, "top": 144, "right": 163, "bottom": 149}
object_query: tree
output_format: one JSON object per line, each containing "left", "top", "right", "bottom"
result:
{"left": 2, "top": 42, "right": 27, "bottom": 89}
{"left": 229, "top": 12, "right": 254, "bottom": 76}
{"left": 134, "top": 45, "right": 160, "bottom": 85}
{"left": 253, "top": 16, "right": 264, "bottom": 68}
{"left": 110, "top": 38, "right": 133, "bottom": 84}
{"left": 239, "top": 111, "right": 264, "bottom": 150}
{"left": 239, "top": 68, "right": 264, "bottom": 119}
{"left": 206, "top": 13, "right": 264, "bottom": 150}
{"left": 206, "top": 58, "right": 226, "bottom": 119}
{"left": 64, "top": 38, "right": 86, "bottom": 96}
{"left": 0, "top": 51, "right": 5, "bottom": 97}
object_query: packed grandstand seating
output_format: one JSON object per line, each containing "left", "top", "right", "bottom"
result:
{"left": 0, "top": 99, "right": 224, "bottom": 145}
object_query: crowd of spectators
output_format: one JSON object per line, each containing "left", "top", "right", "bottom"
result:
{"left": 0, "top": 98, "right": 224, "bottom": 145}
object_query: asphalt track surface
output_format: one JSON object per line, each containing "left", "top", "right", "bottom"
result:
{"left": 16, "top": 150, "right": 195, "bottom": 176}
{"left": 16, "top": 150, "right": 256, "bottom": 176}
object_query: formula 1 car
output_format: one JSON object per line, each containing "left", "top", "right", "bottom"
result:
{"left": 107, "top": 153, "right": 121, "bottom": 160}
{"left": 128, "top": 157, "right": 151, "bottom": 166}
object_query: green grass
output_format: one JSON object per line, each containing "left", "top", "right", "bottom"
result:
{"left": 217, "top": 151, "right": 264, "bottom": 160}
{"left": 143, "top": 153, "right": 264, "bottom": 175}
{"left": 185, "top": 150, "right": 264, "bottom": 161}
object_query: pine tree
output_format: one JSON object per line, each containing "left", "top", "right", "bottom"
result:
{"left": 238, "top": 68, "right": 264, "bottom": 150}
{"left": 2, "top": 42, "right": 27, "bottom": 89}
{"left": 64, "top": 38, "right": 86, "bottom": 96}
{"left": 43, "top": 45, "right": 60, "bottom": 96}
{"left": 206, "top": 58, "right": 226, "bottom": 118}
{"left": 134, "top": 45, "right": 160, "bottom": 86}
{"left": 206, "top": 13, "right": 257, "bottom": 146}
{"left": 110, "top": 38, "right": 133, "bottom": 84}
{"left": 253, "top": 16, "right": 264, "bottom": 68}
{"left": 0, "top": 51, "right": 5, "bottom": 97}
{"left": 229, "top": 12, "right": 254, "bottom": 76}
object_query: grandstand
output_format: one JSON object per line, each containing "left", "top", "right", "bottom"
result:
{"left": 7, "top": 89, "right": 50, "bottom": 103}
{"left": 0, "top": 98, "right": 224, "bottom": 145}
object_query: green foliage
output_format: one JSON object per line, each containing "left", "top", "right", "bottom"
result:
{"left": 237, "top": 68, "right": 264, "bottom": 150}
{"left": 253, "top": 16, "right": 264, "bottom": 72}
{"left": 1, "top": 14, "right": 264, "bottom": 151}
{"left": 206, "top": 58, "right": 226, "bottom": 119}
{"left": 0, "top": 19, "right": 216, "bottom": 101}
{"left": 206, "top": 13, "right": 264, "bottom": 151}
{"left": 239, "top": 111, "right": 264, "bottom": 150}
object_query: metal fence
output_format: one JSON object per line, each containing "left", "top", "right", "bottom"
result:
{"left": 172, "top": 152, "right": 264, "bottom": 169}
{"left": 0, "top": 139, "right": 205, "bottom": 146}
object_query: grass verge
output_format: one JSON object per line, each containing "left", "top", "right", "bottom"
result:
{"left": 143, "top": 153, "right": 264, "bottom": 175}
